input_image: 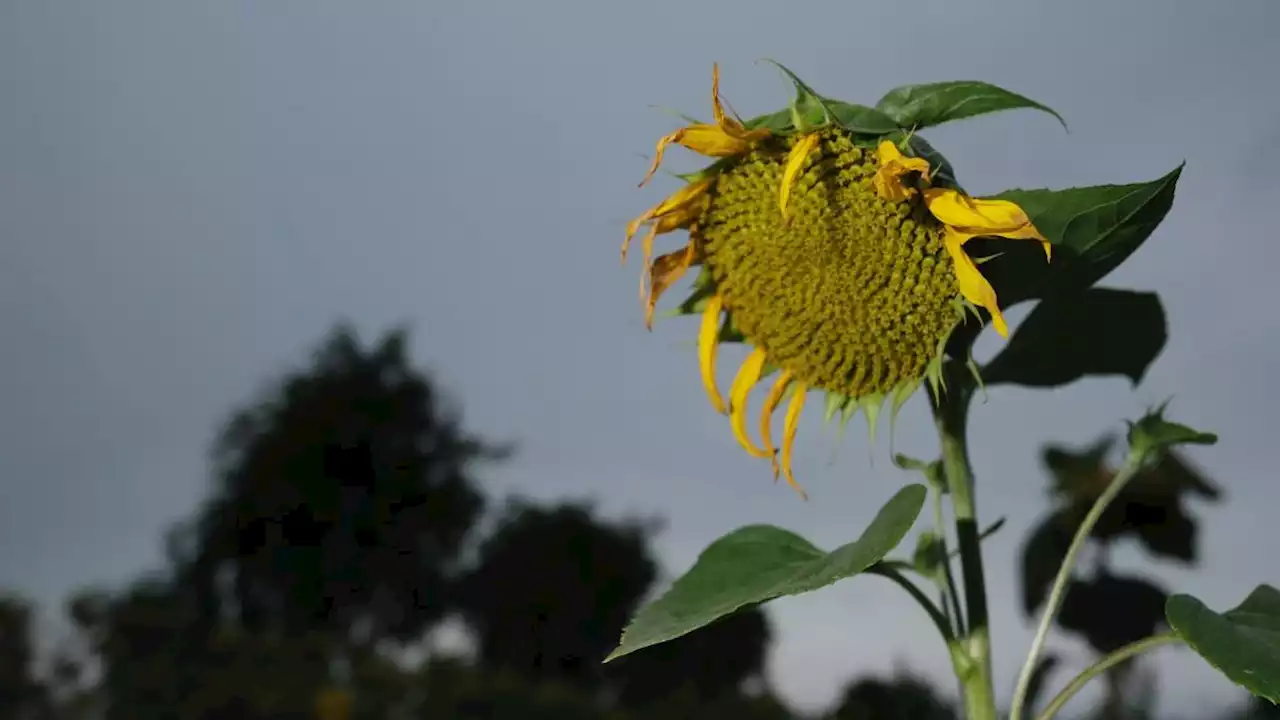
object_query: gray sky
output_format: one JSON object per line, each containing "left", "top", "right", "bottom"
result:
{"left": 2, "top": 1, "right": 1278, "bottom": 716}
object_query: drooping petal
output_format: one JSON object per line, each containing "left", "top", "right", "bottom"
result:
{"left": 729, "top": 347, "right": 771, "bottom": 458}
{"left": 710, "top": 62, "right": 733, "bottom": 128}
{"left": 943, "top": 229, "right": 1008, "bottom": 337}
{"left": 698, "top": 294, "right": 727, "bottom": 414}
{"left": 636, "top": 210, "right": 699, "bottom": 301}
{"left": 637, "top": 64, "right": 770, "bottom": 188}
{"left": 710, "top": 63, "right": 770, "bottom": 141}
{"left": 923, "top": 189, "right": 1052, "bottom": 260}
{"left": 778, "top": 382, "right": 809, "bottom": 499}
{"left": 760, "top": 369, "right": 792, "bottom": 459}
{"left": 874, "top": 141, "right": 932, "bottom": 202}
{"left": 986, "top": 220, "right": 1054, "bottom": 261}
{"left": 623, "top": 178, "right": 713, "bottom": 262}
{"left": 638, "top": 126, "right": 760, "bottom": 188}
{"left": 779, "top": 133, "right": 821, "bottom": 218}
{"left": 643, "top": 241, "right": 698, "bottom": 329}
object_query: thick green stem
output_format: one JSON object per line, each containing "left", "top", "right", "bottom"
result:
{"left": 932, "top": 381, "right": 995, "bottom": 720}
{"left": 1007, "top": 447, "right": 1149, "bottom": 720}
{"left": 1033, "top": 634, "right": 1181, "bottom": 720}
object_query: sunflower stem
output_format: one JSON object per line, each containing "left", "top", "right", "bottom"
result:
{"left": 931, "top": 373, "right": 995, "bottom": 720}
{"left": 1007, "top": 445, "right": 1149, "bottom": 720}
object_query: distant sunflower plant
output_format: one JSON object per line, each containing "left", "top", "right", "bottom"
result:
{"left": 606, "top": 62, "right": 1280, "bottom": 720}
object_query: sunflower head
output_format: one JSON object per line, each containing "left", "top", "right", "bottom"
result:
{"left": 624, "top": 64, "right": 1051, "bottom": 496}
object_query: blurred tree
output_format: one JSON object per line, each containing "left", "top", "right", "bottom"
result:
{"left": 69, "top": 579, "right": 333, "bottom": 720}
{"left": 0, "top": 593, "right": 53, "bottom": 719}
{"left": 50, "top": 324, "right": 507, "bottom": 718}
{"left": 456, "top": 501, "right": 658, "bottom": 690}
{"left": 416, "top": 658, "right": 622, "bottom": 720}
{"left": 826, "top": 673, "right": 957, "bottom": 720}
{"left": 188, "top": 324, "right": 507, "bottom": 644}
{"left": 607, "top": 608, "right": 772, "bottom": 707}
{"left": 1018, "top": 435, "right": 1222, "bottom": 720}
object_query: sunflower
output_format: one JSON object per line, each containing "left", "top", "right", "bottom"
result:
{"left": 625, "top": 64, "right": 1051, "bottom": 496}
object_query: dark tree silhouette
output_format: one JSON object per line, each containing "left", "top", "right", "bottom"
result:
{"left": 826, "top": 673, "right": 957, "bottom": 720}
{"left": 0, "top": 593, "right": 53, "bottom": 719}
{"left": 69, "top": 579, "right": 336, "bottom": 720}
{"left": 456, "top": 501, "right": 659, "bottom": 689}
{"left": 608, "top": 608, "right": 772, "bottom": 707}
{"left": 188, "top": 325, "right": 505, "bottom": 644}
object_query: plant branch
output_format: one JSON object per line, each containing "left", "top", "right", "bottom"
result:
{"left": 1007, "top": 446, "right": 1150, "bottom": 720}
{"left": 867, "top": 563, "right": 956, "bottom": 644}
{"left": 1033, "top": 634, "right": 1182, "bottom": 720}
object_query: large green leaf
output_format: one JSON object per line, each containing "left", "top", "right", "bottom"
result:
{"left": 875, "top": 80, "right": 1066, "bottom": 131}
{"left": 605, "top": 484, "right": 926, "bottom": 661}
{"left": 984, "top": 164, "right": 1184, "bottom": 304}
{"left": 1167, "top": 585, "right": 1280, "bottom": 703}
{"left": 982, "top": 288, "right": 1167, "bottom": 388}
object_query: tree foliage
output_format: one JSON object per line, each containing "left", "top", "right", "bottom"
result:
{"left": 191, "top": 325, "right": 504, "bottom": 643}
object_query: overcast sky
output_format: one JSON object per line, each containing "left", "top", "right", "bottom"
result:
{"left": 2, "top": 1, "right": 1278, "bottom": 717}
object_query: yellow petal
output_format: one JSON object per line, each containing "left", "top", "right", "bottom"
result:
{"left": 876, "top": 140, "right": 905, "bottom": 166}
{"left": 923, "top": 189, "right": 1029, "bottom": 232}
{"left": 779, "top": 133, "right": 821, "bottom": 218}
{"left": 710, "top": 62, "right": 731, "bottom": 127}
{"left": 944, "top": 229, "right": 1008, "bottom": 337}
{"left": 778, "top": 382, "right": 809, "bottom": 499}
{"left": 623, "top": 177, "right": 713, "bottom": 263}
{"left": 923, "top": 188, "right": 1053, "bottom": 263}
{"left": 729, "top": 348, "right": 771, "bottom": 458}
{"left": 709, "top": 63, "right": 768, "bottom": 141}
{"left": 637, "top": 65, "right": 768, "bottom": 188}
{"left": 635, "top": 210, "right": 698, "bottom": 301}
{"left": 699, "top": 294, "right": 727, "bottom": 414}
{"left": 639, "top": 126, "right": 757, "bottom": 188}
{"left": 760, "top": 369, "right": 793, "bottom": 458}
{"left": 982, "top": 220, "right": 1054, "bottom": 261}
{"left": 874, "top": 140, "right": 931, "bottom": 202}
{"left": 638, "top": 132, "right": 681, "bottom": 189}
{"left": 643, "top": 241, "right": 698, "bottom": 329}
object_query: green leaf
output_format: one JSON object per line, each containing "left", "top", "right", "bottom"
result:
{"left": 875, "top": 80, "right": 1067, "bottom": 131}
{"left": 982, "top": 288, "right": 1167, "bottom": 388}
{"left": 1167, "top": 585, "right": 1280, "bottom": 703}
{"left": 985, "top": 164, "right": 1184, "bottom": 303}
{"left": 743, "top": 109, "right": 793, "bottom": 133}
{"left": 906, "top": 134, "right": 960, "bottom": 190}
{"left": 605, "top": 484, "right": 926, "bottom": 661}
{"left": 1127, "top": 403, "right": 1218, "bottom": 454}
{"left": 760, "top": 60, "right": 899, "bottom": 135}
{"left": 823, "top": 99, "right": 901, "bottom": 135}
